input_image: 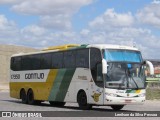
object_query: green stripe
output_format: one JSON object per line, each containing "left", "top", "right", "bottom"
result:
{"left": 126, "top": 90, "right": 134, "bottom": 93}
{"left": 55, "top": 69, "right": 75, "bottom": 101}
{"left": 48, "top": 69, "right": 76, "bottom": 102}
{"left": 48, "top": 69, "right": 66, "bottom": 101}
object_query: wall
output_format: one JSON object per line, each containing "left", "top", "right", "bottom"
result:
{"left": 0, "top": 44, "right": 38, "bottom": 83}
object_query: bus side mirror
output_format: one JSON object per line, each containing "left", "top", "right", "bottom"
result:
{"left": 102, "top": 59, "right": 108, "bottom": 74}
{"left": 144, "top": 60, "right": 154, "bottom": 75}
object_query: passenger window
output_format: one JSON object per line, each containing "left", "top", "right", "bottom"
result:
{"left": 64, "top": 51, "right": 76, "bottom": 68}
{"left": 52, "top": 52, "right": 63, "bottom": 69}
{"left": 31, "top": 54, "right": 41, "bottom": 70}
{"left": 11, "top": 57, "right": 21, "bottom": 71}
{"left": 76, "top": 49, "right": 89, "bottom": 68}
{"left": 41, "top": 53, "right": 52, "bottom": 69}
{"left": 21, "top": 56, "right": 32, "bottom": 70}
{"left": 90, "top": 48, "right": 102, "bottom": 69}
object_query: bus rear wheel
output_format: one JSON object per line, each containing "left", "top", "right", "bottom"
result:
{"left": 49, "top": 101, "right": 65, "bottom": 107}
{"left": 77, "top": 91, "right": 92, "bottom": 110}
{"left": 27, "top": 89, "right": 35, "bottom": 105}
{"left": 110, "top": 105, "right": 124, "bottom": 111}
{"left": 20, "top": 89, "right": 27, "bottom": 104}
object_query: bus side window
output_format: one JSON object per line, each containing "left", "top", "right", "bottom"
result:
{"left": 11, "top": 57, "right": 21, "bottom": 71}
{"left": 11, "top": 57, "right": 15, "bottom": 70}
{"left": 52, "top": 52, "right": 63, "bottom": 69}
{"left": 21, "top": 56, "right": 32, "bottom": 70}
{"left": 31, "top": 54, "right": 41, "bottom": 70}
{"left": 64, "top": 51, "right": 76, "bottom": 68}
{"left": 76, "top": 49, "right": 89, "bottom": 68}
{"left": 41, "top": 53, "right": 52, "bottom": 69}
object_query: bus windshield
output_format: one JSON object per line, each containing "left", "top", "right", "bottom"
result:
{"left": 104, "top": 49, "right": 145, "bottom": 89}
{"left": 104, "top": 49, "right": 142, "bottom": 62}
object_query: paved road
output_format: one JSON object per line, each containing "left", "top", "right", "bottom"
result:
{"left": 0, "top": 91, "right": 160, "bottom": 119}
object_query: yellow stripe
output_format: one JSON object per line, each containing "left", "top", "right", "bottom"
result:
{"left": 136, "top": 90, "right": 141, "bottom": 93}
{"left": 44, "top": 69, "right": 58, "bottom": 100}
{"left": 10, "top": 69, "right": 58, "bottom": 100}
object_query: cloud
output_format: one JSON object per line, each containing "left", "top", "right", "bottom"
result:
{"left": 21, "top": 25, "right": 47, "bottom": 36}
{"left": 80, "top": 29, "right": 90, "bottom": 36}
{"left": 152, "top": 0, "right": 160, "bottom": 4}
{"left": 0, "top": 0, "right": 21, "bottom": 4}
{"left": 136, "top": 1, "right": 160, "bottom": 28}
{"left": 10, "top": 0, "right": 94, "bottom": 30}
{"left": 0, "top": 15, "right": 20, "bottom": 44}
{"left": 39, "top": 15, "right": 72, "bottom": 30}
{"left": 0, "top": 1, "right": 160, "bottom": 59}
{"left": 81, "top": 8, "right": 160, "bottom": 59}
{"left": 11, "top": 0, "right": 93, "bottom": 15}
{"left": 89, "top": 9, "right": 134, "bottom": 30}
{"left": 0, "top": 15, "right": 16, "bottom": 29}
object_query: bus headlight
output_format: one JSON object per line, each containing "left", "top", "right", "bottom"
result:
{"left": 138, "top": 93, "right": 145, "bottom": 97}
{"left": 106, "top": 93, "right": 117, "bottom": 97}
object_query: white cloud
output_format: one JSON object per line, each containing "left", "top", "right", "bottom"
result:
{"left": 152, "top": 0, "right": 160, "bottom": 4}
{"left": 11, "top": 0, "right": 93, "bottom": 15}
{"left": 39, "top": 15, "right": 72, "bottom": 30}
{"left": 80, "top": 29, "right": 90, "bottom": 36}
{"left": 89, "top": 9, "right": 134, "bottom": 30}
{"left": 21, "top": 25, "right": 47, "bottom": 36}
{"left": 0, "top": 0, "right": 21, "bottom": 4}
{"left": 0, "top": 15, "right": 16, "bottom": 29}
{"left": 81, "top": 8, "right": 160, "bottom": 59}
{"left": 136, "top": 1, "right": 160, "bottom": 28}
{"left": 0, "top": 1, "right": 160, "bottom": 59}
{"left": 10, "top": 0, "right": 94, "bottom": 30}
{"left": 0, "top": 15, "right": 19, "bottom": 44}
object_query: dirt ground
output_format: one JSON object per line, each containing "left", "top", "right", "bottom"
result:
{"left": 0, "top": 83, "right": 9, "bottom": 92}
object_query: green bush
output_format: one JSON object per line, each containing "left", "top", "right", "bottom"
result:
{"left": 146, "top": 88, "right": 160, "bottom": 100}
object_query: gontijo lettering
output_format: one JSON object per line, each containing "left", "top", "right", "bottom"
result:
{"left": 25, "top": 73, "right": 44, "bottom": 79}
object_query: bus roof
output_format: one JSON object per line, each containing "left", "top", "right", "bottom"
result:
{"left": 87, "top": 44, "right": 139, "bottom": 51}
{"left": 11, "top": 44, "right": 139, "bottom": 57}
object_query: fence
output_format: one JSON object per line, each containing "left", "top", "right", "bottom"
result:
{"left": 146, "top": 77, "right": 160, "bottom": 83}
{"left": 146, "top": 77, "right": 160, "bottom": 88}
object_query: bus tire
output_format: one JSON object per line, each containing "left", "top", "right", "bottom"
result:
{"left": 20, "top": 89, "right": 27, "bottom": 104}
{"left": 49, "top": 101, "right": 65, "bottom": 107}
{"left": 27, "top": 89, "right": 35, "bottom": 105}
{"left": 110, "top": 105, "right": 124, "bottom": 111}
{"left": 77, "top": 91, "right": 92, "bottom": 110}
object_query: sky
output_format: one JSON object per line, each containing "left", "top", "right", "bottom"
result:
{"left": 0, "top": 0, "right": 160, "bottom": 59}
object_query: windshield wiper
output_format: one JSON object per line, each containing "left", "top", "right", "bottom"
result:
{"left": 130, "top": 76, "right": 139, "bottom": 89}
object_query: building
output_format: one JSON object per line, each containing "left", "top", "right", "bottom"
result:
{"left": 147, "top": 59, "right": 160, "bottom": 78}
{"left": 0, "top": 44, "right": 38, "bottom": 83}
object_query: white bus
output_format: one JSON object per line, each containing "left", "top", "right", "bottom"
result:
{"left": 10, "top": 44, "right": 154, "bottom": 110}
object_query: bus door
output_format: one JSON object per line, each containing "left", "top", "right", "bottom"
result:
{"left": 89, "top": 48, "right": 104, "bottom": 105}
{"left": 89, "top": 63, "right": 104, "bottom": 105}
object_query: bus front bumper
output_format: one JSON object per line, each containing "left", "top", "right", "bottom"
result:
{"left": 104, "top": 96, "right": 145, "bottom": 105}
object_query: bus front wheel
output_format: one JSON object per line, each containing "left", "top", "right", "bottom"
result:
{"left": 77, "top": 91, "right": 92, "bottom": 110}
{"left": 110, "top": 105, "right": 124, "bottom": 111}
{"left": 20, "top": 89, "right": 27, "bottom": 104}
